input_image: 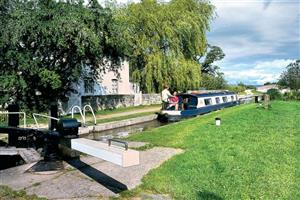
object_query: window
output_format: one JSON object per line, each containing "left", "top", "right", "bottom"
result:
{"left": 222, "top": 96, "right": 228, "bottom": 103}
{"left": 84, "top": 78, "right": 94, "bottom": 94}
{"left": 111, "top": 79, "right": 118, "bottom": 94}
{"left": 204, "top": 98, "right": 212, "bottom": 105}
{"left": 231, "top": 96, "right": 235, "bottom": 101}
{"left": 215, "top": 97, "right": 220, "bottom": 104}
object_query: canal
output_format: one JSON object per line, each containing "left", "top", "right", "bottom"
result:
{"left": 83, "top": 119, "right": 167, "bottom": 141}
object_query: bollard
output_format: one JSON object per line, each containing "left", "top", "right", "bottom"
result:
{"left": 215, "top": 117, "right": 221, "bottom": 126}
{"left": 48, "top": 104, "right": 58, "bottom": 130}
{"left": 8, "top": 104, "right": 20, "bottom": 127}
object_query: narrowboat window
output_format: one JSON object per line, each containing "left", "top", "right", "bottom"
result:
{"left": 204, "top": 98, "right": 212, "bottom": 105}
{"left": 215, "top": 97, "right": 220, "bottom": 104}
{"left": 231, "top": 96, "right": 234, "bottom": 101}
{"left": 222, "top": 96, "right": 228, "bottom": 103}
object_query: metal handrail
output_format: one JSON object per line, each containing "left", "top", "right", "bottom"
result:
{"left": 108, "top": 139, "right": 128, "bottom": 150}
{"left": 32, "top": 113, "right": 59, "bottom": 129}
{"left": 0, "top": 112, "right": 27, "bottom": 127}
{"left": 71, "top": 105, "right": 85, "bottom": 125}
{"left": 83, "top": 105, "right": 96, "bottom": 125}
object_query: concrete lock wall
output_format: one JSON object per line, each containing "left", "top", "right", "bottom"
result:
{"left": 81, "top": 94, "right": 162, "bottom": 111}
{"left": 141, "top": 94, "right": 161, "bottom": 105}
{"left": 82, "top": 95, "right": 135, "bottom": 110}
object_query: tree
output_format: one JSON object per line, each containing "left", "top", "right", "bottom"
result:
{"left": 200, "top": 44, "right": 225, "bottom": 74}
{"left": 199, "top": 73, "right": 227, "bottom": 90}
{"left": 278, "top": 60, "right": 300, "bottom": 91}
{"left": 267, "top": 89, "right": 282, "bottom": 100}
{"left": 113, "top": 0, "right": 214, "bottom": 93}
{"left": 0, "top": 0, "right": 122, "bottom": 111}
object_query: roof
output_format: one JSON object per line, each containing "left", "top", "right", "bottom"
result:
{"left": 256, "top": 84, "right": 278, "bottom": 90}
{"left": 180, "top": 91, "right": 236, "bottom": 98}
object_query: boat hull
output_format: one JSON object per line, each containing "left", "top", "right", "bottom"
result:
{"left": 158, "top": 101, "right": 238, "bottom": 122}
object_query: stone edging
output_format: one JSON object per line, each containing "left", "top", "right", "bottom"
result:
{"left": 79, "top": 114, "right": 158, "bottom": 135}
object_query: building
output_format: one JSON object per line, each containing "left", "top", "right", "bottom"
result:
{"left": 256, "top": 84, "right": 279, "bottom": 93}
{"left": 256, "top": 84, "right": 290, "bottom": 94}
{"left": 60, "top": 61, "right": 140, "bottom": 114}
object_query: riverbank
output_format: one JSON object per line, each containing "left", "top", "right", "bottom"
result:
{"left": 1, "top": 101, "right": 298, "bottom": 199}
{"left": 12, "top": 104, "right": 161, "bottom": 129}
{"left": 121, "top": 101, "right": 299, "bottom": 199}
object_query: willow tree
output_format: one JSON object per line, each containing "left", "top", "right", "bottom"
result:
{"left": 0, "top": 0, "right": 122, "bottom": 111}
{"left": 113, "top": 0, "right": 214, "bottom": 93}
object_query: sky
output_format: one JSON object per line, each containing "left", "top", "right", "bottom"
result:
{"left": 99, "top": 0, "right": 300, "bottom": 85}
{"left": 207, "top": 0, "right": 300, "bottom": 85}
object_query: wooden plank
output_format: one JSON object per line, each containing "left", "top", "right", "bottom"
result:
{"left": 71, "top": 138, "right": 139, "bottom": 167}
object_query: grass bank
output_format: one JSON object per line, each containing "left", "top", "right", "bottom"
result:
{"left": 124, "top": 101, "right": 299, "bottom": 199}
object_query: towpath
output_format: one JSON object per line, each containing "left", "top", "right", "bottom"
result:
{"left": 25, "top": 105, "right": 161, "bottom": 128}
{"left": 85, "top": 106, "right": 161, "bottom": 121}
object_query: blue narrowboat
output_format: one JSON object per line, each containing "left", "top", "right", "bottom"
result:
{"left": 158, "top": 91, "right": 238, "bottom": 122}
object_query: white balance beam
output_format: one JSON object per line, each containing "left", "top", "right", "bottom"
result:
{"left": 71, "top": 138, "right": 139, "bottom": 167}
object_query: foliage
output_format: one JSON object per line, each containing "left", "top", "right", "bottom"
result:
{"left": 125, "top": 101, "right": 300, "bottom": 199}
{"left": 226, "top": 85, "right": 246, "bottom": 94}
{"left": 267, "top": 89, "right": 282, "bottom": 100}
{"left": 198, "top": 44, "right": 226, "bottom": 90}
{"left": 263, "top": 82, "right": 276, "bottom": 85}
{"left": 200, "top": 44, "right": 225, "bottom": 74}
{"left": 0, "top": 0, "right": 122, "bottom": 111}
{"left": 278, "top": 60, "right": 300, "bottom": 91}
{"left": 199, "top": 73, "right": 227, "bottom": 90}
{"left": 283, "top": 91, "right": 300, "bottom": 101}
{"left": 245, "top": 85, "right": 256, "bottom": 90}
{"left": 114, "top": 0, "right": 214, "bottom": 92}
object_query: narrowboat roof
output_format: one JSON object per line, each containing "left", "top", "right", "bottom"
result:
{"left": 180, "top": 91, "right": 236, "bottom": 98}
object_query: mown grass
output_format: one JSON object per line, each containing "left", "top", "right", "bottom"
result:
{"left": 95, "top": 111, "right": 156, "bottom": 124}
{"left": 123, "top": 101, "right": 300, "bottom": 200}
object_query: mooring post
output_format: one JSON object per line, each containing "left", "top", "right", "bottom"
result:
{"left": 48, "top": 104, "right": 58, "bottom": 130}
{"left": 8, "top": 104, "right": 20, "bottom": 127}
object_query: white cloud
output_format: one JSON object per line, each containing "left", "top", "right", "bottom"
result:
{"left": 224, "top": 69, "right": 280, "bottom": 85}
{"left": 223, "top": 59, "right": 296, "bottom": 84}
{"left": 208, "top": 0, "right": 299, "bottom": 84}
{"left": 209, "top": 0, "right": 300, "bottom": 62}
{"left": 254, "top": 59, "right": 295, "bottom": 69}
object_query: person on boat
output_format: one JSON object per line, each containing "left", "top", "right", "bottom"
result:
{"left": 168, "top": 91, "right": 179, "bottom": 110}
{"left": 161, "top": 85, "right": 173, "bottom": 110}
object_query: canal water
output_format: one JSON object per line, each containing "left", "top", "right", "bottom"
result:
{"left": 83, "top": 120, "right": 167, "bottom": 141}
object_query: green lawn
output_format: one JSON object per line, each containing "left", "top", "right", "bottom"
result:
{"left": 123, "top": 101, "right": 299, "bottom": 200}
{"left": 95, "top": 111, "right": 156, "bottom": 124}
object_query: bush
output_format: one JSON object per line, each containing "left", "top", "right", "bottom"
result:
{"left": 267, "top": 89, "right": 282, "bottom": 100}
{"left": 283, "top": 91, "right": 300, "bottom": 100}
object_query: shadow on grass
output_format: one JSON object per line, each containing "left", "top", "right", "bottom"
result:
{"left": 198, "top": 191, "right": 223, "bottom": 200}
{"left": 66, "top": 159, "right": 128, "bottom": 194}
